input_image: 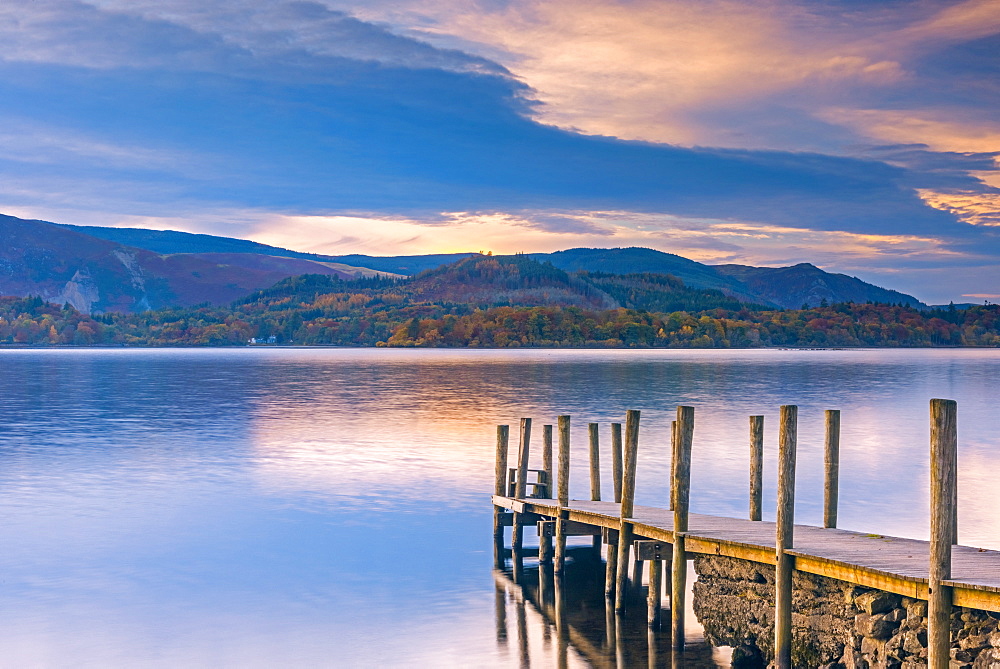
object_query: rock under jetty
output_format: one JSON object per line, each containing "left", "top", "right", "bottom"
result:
{"left": 692, "top": 554, "right": 1000, "bottom": 668}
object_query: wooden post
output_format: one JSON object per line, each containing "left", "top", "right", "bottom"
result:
{"left": 824, "top": 409, "right": 840, "bottom": 529}
{"left": 589, "top": 423, "right": 602, "bottom": 501}
{"left": 493, "top": 425, "right": 510, "bottom": 569}
{"left": 589, "top": 422, "right": 603, "bottom": 550}
{"left": 670, "top": 420, "right": 678, "bottom": 510}
{"left": 671, "top": 406, "right": 694, "bottom": 650}
{"left": 774, "top": 405, "right": 797, "bottom": 669}
{"left": 611, "top": 422, "right": 624, "bottom": 504}
{"left": 515, "top": 582, "right": 529, "bottom": 668}
{"left": 607, "top": 422, "right": 623, "bottom": 599}
{"left": 952, "top": 432, "right": 959, "bottom": 547}
{"left": 749, "top": 415, "right": 764, "bottom": 521}
{"left": 615, "top": 409, "right": 640, "bottom": 613}
{"left": 540, "top": 424, "right": 554, "bottom": 564}
{"left": 648, "top": 559, "right": 662, "bottom": 628}
{"left": 515, "top": 417, "right": 532, "bottom": 499}
{"left": 605, "top": 536, "right": 618, "bottom": 599}
{"left": 929, "top": 398, "right": 957, "bottom": 669}
{"left": 555, "top": 415, "right": 571, "bottom": 573}
{"left": 512, "top": 418, "right": 532, "bottom": 554}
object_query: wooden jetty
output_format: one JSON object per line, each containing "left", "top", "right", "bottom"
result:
{"left": 491, "top": 400, "right": 1000, "bottom": 669}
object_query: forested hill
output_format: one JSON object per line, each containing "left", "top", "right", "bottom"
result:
{"left": 0, "top": 254, "right": 996, "bottom": 348}
{"left": 713, "top": 263, "right": 924, "bottom": 309}
{"left": 41, "top": 216, "right": 925, "bottom": 309}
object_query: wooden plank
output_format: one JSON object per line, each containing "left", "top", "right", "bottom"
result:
{"left": 952, "top": 586, "right": 1000, "bottom": 613}
{"left": 488, "top": 496, "right": 1000, "bottom": 608}
{"left": 538, "top": 519, "right": 602, "bottom": 537}
{"left": 635, "top": 540, "right": 670, "bottom": 561}
{"left": 498, "top": 511, "right": 543, "bottom": 526}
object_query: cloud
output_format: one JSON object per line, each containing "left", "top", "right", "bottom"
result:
{"left": 1, "top": 0, "right": 999, "bottom": 303}
{"left": 820, "top": 109, "right": 1000, "bottom": 154}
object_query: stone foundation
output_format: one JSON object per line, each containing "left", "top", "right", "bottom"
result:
{"left": 691, "top": 555, "right": 1000, "bottom": 668}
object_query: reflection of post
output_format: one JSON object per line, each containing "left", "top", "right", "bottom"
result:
{"left": 494, "top": 425, "right": 510, "bottom": 569}
{"left": 555, "top": 415, "right": 571, "bottom": 573}
{"left": 928, "top": 398, "right": 957, "bottom": 669}
{"left": 774, "top": 405, "right": 797, "bottom": 669}
{"left": 647, "top": 558, "right": 662, "bottom": 628}
{"left": 750, "top": 415, "right": 764, "bottom": 521}
{"left": 555, "top": 572, "right": 569, "bottom": 669}
{"left": 515, "top": 582, "right": 530, "bottom": 669}
{"left": 615, "top": 410, "right": 640, "bottom": 613}
{"left": 539, "top": 563, "right": 552, "bottom": 617}
{"left": 495, "top": 578, "right": 508, "bottom": 647}
{"left": 605, "top": 529, "right": 618, "bottom": 599}
{"left": 647, "top": 626, "right": 658, "bottom": 669}
{"left": 605, "top": 594, "right": 617, "bottom": 652}
{"left": 615, "top": 612, "right": 627, "bottom": 669}
{"left": 671, "top": 405, "right": 694, "bottom": 650}
{"left": 540, "top": 424, "right": 555, "bottom": 564}
{"left": 823, "top": 409, "right": 840, "bottom": 529}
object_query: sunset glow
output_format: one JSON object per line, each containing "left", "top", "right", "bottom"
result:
{"left": 0, "top": 0, "right": 997, "bottom": 302}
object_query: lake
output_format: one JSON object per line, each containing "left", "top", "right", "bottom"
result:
{"left": 0, "top": 348, "right": 998, "bottom": 667}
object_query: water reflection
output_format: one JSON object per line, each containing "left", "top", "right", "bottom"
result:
{"left": 494, "top": 546, "right": 726, "bottom": 668}
{"left": 0, "top": 348, "right": 997, "bottom": 665}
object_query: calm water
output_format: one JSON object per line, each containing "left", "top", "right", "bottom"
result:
{"left": 0, "top": 348, "right": 998, "bottom": 667}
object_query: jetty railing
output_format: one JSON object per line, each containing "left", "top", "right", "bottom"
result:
{"left": 492, "top": 399, "right": 984, "bottom": 668}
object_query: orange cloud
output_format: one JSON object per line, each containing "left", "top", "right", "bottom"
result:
{"left": 917, "top": 190, "right": 1000, "bottom": 227}
{"left": 820, "top": 109, "right": 1000, "bottom": 154}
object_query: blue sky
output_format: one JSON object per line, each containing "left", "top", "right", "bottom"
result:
{"left": 1, "top": 0, "right": 999, "bottom": 303}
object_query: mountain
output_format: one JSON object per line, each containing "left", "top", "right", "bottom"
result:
{"left": 397, "top": 254, "right": 756, "bottom": 314}
{"left": 57, "top": 223, "right": 475, "bottom": 275}
{"left": 712, "top": 263, "right": 925, "bottom": 309}
{"left": 0, "top": 214, "right": 359, "bottom": 312}
{"left": 14, "top": 215, "right": 928, "bottom": 311}
{"left": 529, "top": 247, "right": 765, "bottom": 303}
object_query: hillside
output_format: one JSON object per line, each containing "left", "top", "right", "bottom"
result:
{"left": 404, "top": 254, "right": 618, "bottom": 310}
{"left": 0, "top": 214, "right": 355, "bottom": 312}
{"left": 54, "top": 222, "right": 927, "bottom": 309}
{"left": 57, "top": 223, "right": 476, "bottom": 275}
{"left": 531, "top": 247, "right": 765, "bottom": 304}
{"left": 713, "top": 263, "right": 926, "bottom": 309}
{"left": 15, "top": 215, "right": 930, "bottom": 311}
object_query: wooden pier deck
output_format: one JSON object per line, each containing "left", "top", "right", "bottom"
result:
{"left": 494, "top": 495, "right": 1000, "bottom": 613}
{"left": 492, "top": 402, "right": 994, "bottom": 667}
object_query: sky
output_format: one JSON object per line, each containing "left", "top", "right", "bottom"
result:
{"left": 1, "top": 0, "right": 998, "bottom": 303}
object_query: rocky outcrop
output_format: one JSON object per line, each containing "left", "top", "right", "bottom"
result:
{"left": 692, "top": 554, "right": 1000, "bottom": 668}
